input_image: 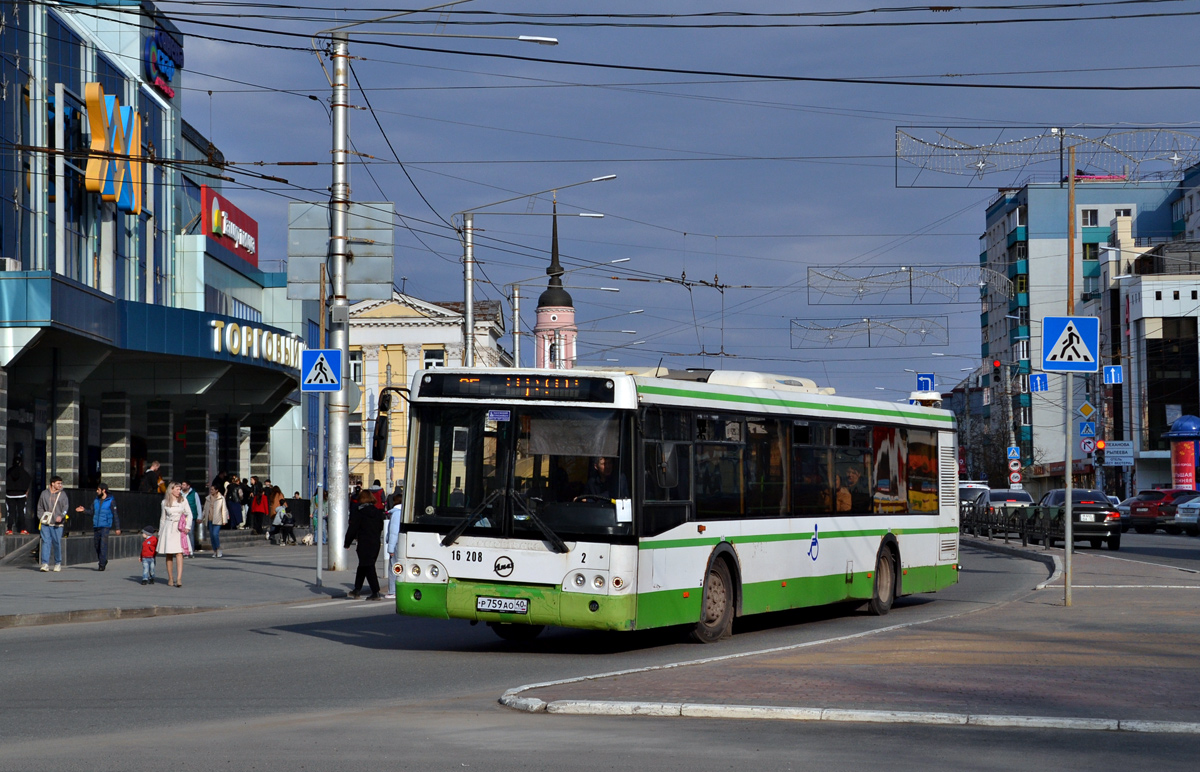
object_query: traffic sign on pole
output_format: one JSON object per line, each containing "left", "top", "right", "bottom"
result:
{"left": 915, "top": 373, "right": 935, "bottom": 392}
{"left": 1103, "top": 365, "right": 1123, "bottom": 385}
{"left": 1008, "top": 459, "right": 1021, "bottom": 471}
{"left": 1009, "top": 471, "right": 1022, "bottom": 484}
{"left": 1030, "top": 373, "right": 1049, "bottom": 392}
{"left": 1080, "top": 437, "right": 1096, "bottom": 454}
{"left": 1007, "top": 446, "right": 1021, "bottom": 460}
{"left": 1079, "top": 421, "right": 1095, "bottom": 437}
{"left": 1041, "top": 316, "right": 1100, "bottom": 373}
{"left": 301, "top": 349, "right": 343, "bottom": 392}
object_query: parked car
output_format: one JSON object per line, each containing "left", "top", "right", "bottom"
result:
{"left": 1158, "top": 491, "right": 1200, "bottom": 535}
{"left": 1032, "top": 488, "right": 1121, "bottom": 550}
{"left": 1171, "top": 496, "right": 1200, "bottom": 536}
{"left": 959, "top": 483, "right": 989, "bottom": 519}
{"left": 1107, "top": 495, "right": 1120, "bottom": 507}
{"left": 1129, "top": 489, "right": 1199, "bottom": 534}
{"left": 1115, "top": 496, "right": 1137, "bottom": 532}
{"left": 988, "top": 488, "right": 1033, "bottom": 517}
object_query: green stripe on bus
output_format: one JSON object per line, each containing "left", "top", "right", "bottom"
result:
{"left": 639, "top": 525, "right": 957, "bottom": 550}
{"left": 636, "top": 384, "right": 955, "bottom": 424}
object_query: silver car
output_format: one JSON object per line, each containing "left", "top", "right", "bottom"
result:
{"left": 1171, "top": 496, "right": 1200, "bottom": 536}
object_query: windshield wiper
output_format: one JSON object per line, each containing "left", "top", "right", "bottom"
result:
{"left": 440, "top": 489, "right": 502, "bottom": 548}
{"left": 510, "top": 494, "right": 569, "bottom": 554}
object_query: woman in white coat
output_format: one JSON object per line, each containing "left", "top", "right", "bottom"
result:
{"left": 157, "top": 481, "right": 192, "bottom": 587}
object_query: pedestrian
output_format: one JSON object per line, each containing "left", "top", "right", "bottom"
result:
{"left": 211, "top": 470, "right": 228, "bottom": 496}
{"left": 140, "top": 526, "right": 158, "bottom": 585}
{"left": 344, "top": 490, "right": 385, "bottom": 600}
{"left": 181, "top": 481, "right": 203, "bottom": 554}
{"left": 75, "top": 482, "right": 121, "bottom": 571}
{"left": 5, "top": 454, "right": 32, "bottom": 534}
{"left": 36, "top": 476, "right": 68, "bottom": 572}
{"left": 269, "top": 502, "right": 283, "bottom": 545}
{"left": 157, "top": 481, "right": 192, "bottom": 587}
{"left": 384, "top": 494, "right": 402, "bottom": 599}
{"left": 280, "top": 508, "right": 296, "bottom": 545}
{"left": 249, "top": 477, "right": 268, "bottom": 534}
{"left": 139, "top": 460, "right": 163, "bottom": 494}
{"left": 225, "top": 475, "right": 244, "bottom": 529}
{"left": 368, "top": 479, "right": 384, "bottom": 508}
{"left": 203, "top": 484, "right": 228, "bottom": 558}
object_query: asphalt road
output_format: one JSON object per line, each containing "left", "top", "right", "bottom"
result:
{"left": 1106, "top": 530, "right": 1200, "bottom": 572}
{"left": 0, "top": 544, "right": 1193, "bottom": 771}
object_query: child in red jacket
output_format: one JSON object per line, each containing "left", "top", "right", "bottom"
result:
{"left": 140, "top": 527, "right": 159, "bottom": 585}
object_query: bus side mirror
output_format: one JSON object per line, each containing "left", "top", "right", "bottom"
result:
{"left": 656, "top": 443, "right": 680, "bottom": 488}
{"left": 371, "top": 415, "right": 390, "bottom": 461}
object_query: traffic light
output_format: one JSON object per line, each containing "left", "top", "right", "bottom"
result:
{"left": 1094, "top": 439, "right": 1106, "bottom": 466}
{"left": 370, "top": 391, "right": 393, "bottom": 462}
{"left": 992, "top": 359, "right": 1002, "bottom": 380}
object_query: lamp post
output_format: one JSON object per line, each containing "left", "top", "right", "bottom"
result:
{"left": 456, "top": 175, "right": 616, "bottom": 367}
{"left": 313, "top": 2, "right": 559, "bottom": 571}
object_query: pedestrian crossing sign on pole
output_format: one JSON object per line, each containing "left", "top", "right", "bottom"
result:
{"left": 1041, "top": 316, "right": 1099, "bottom": 373}
{"left": 301, "top": 349, "right": 343, "bottom": 392}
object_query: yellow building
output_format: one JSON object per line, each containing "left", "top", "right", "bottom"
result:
{"left": 347, "top": 294, "right": 509, "bottom": 492}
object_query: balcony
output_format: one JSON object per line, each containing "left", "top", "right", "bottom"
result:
{"left": 1008, "top": 325, "right": 1029, "bottom": 344}
{"left": 1007, "top": 259, "right": 1028, "bottom": 280}
{"left": 1009, "top": 292, "right": 1029, "bottom": 311}
{"left": 1006, "top": 227, "right": 1027, "bottom": 247}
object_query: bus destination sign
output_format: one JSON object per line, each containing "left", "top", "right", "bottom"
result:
{"left": 419, "top": 373, "right": 616, "bottom": 403}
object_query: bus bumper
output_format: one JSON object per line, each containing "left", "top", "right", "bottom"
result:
{"left": 396, "top": 578, "right": 637, "bottom": 631}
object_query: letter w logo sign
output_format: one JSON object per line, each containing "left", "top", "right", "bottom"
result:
{"left": 84, "top": 83, "right": 143, "bottom": 215}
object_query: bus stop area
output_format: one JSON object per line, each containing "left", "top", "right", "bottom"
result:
{"left": 507, "top": 538, "right": 1200, "bottom": 732}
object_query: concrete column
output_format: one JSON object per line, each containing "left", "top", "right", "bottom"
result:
{"left": 146, "top": 400, "right": 174, "bottom": 481}
{"left": 219, "top": 415, "right": 241, "bottom": 478}
{"left": 447, "top": 344, "right": 464, "bottom": 367}
{"left": 402, "top": 344, "right": 421, "bottom": 387}
{"left": 250, "top": 424, "right": 271, "bottom": 481}
{"left": 184, "top": 409, "right": 209, "bottom": 489}
{"left": 52, "top": 381, "right": 81, "bottom": 486}
{"left": 100, "top": 393, "right": 132, "bottom": 490}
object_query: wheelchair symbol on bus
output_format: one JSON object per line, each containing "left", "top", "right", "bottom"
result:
{"left": 808, "top": 524, "right": 819, "bottom": 561}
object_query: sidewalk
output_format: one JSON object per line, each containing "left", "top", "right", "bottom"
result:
{"left": 504, "top": 538, "right": 1200, "bottom": 733}
{"left": 0, "top": 541, "right": 358, "bottom": 629}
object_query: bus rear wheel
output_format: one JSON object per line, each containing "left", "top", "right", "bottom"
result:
{"left": 690, "top": 559, "right": 734, "bottom": 643}
{"left": 487, "top": 622, "right": 545, "bottom": 642}
{"left": 867, "top": 548, "right": 896, "bottom": 616}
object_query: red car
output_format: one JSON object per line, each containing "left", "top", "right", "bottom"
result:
{"left": 1129, "top": 489, "right": 1200, "bottom": 534}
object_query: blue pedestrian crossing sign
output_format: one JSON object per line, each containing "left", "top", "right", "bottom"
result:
{"left": 1041, "top": 316, "right": 1099, "bottom": 373}
{"left": 1007, "top": 446, "right": 1021, "bottom": 460}
{"left": 1030, "top": 373, "right": 1049, "bottom": 392}
{"left": 1103, "top": 365, "right": 1123, "bottom": 385}
{"left": 1079, "top": 422, "right": 1096, "bottom": 438}
{"left": 300, "top": 349, "right": 342, "bottom": 392}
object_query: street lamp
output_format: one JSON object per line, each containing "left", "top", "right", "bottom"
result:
{"left": 456, "top": 175, "right": 616, "bottom": 367}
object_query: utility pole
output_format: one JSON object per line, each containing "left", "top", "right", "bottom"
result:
{"left": 1063, "top": 145, "right": 1077, "bottom": 607}
{"left": 512, "top": 284, "right": 520, "bottom": 367}
{"left": 462, "top": 213, "right": 476, "bottom": 367}
{"left": 326, "top": 31, "right": 352, "bottom": 571}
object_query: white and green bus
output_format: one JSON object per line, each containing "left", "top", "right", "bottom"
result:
{"left": 393, "top": 367, "right": 960, "bottom": 642}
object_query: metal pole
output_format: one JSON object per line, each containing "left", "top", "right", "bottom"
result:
{"left": 317, "top": 264, "right": 327, "bottom": 587}
{"left": 327, "top": 31, "right": 352, "bottom": 571}
{"left": 463, "top": 213, "right": 475, "bottom": 367}
{"left": 1064, "top": 373, "right": 1073, "bottom": 607}
{"left": 1067, "top": 146, "right": 1076, "bottom": 316}
{"left": 512, "top": 284, "right": 520, "bottom": 367}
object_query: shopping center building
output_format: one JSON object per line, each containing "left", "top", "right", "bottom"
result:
{"left": 0, "top": 2, "right": 318, "bottom": 498}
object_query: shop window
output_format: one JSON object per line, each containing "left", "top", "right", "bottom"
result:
{"left": 1081, "top": 209, "right": 1098, "bottom": 227}
{"left": 349, "top": 350, "right": 363, "bottom": 384}
{"left": 424, "top": 349, "right": 445, "bottom": 369}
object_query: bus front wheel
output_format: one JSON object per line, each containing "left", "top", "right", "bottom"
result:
{"left": 867, "top": 547, "right": 896, "bottom": 616}
{"left": 690, "top": 559, "right": 734, "bottom": 643}
{"left": 488, "top": 622, "right": 545, "bottom": 642}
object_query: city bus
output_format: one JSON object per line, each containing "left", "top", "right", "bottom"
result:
{"left": 392, "top": 367, "right": 960, "bottom": 642}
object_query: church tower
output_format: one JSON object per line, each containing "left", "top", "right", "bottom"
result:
{"left": 533, "top": 201, "right": 577, "bottom": 369}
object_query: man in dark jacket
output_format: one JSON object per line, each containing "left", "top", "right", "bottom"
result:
{"left": 139, "top": 460, "right": 162, "bottom": 494}
{"left": 344, "top": 490, "right": 385, "bottom": 600}
{"left": 6, "top": 455, "right": 32, "bottom": 534}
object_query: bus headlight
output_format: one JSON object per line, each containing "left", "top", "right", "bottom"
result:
{"left": 411, "top": 564, "right": 421, "bottom": 577}
{"left": 393, "top": 564, "right": 404, "bottom": 576}
{"left": 429, "top": 565, "right": 440, "bottom": 578}
{"left": 593, "top": 575, "right": 605, "bottom": 589}
{"left": 574, "top": 573, "right": 586, "bottom": 587}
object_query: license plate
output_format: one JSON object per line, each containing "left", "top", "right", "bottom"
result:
{"left": 1079, "top": 514, "right": 1094, "bottom": 523}
{"left": 476, "top": 596, "right": 528, "bottom": 614}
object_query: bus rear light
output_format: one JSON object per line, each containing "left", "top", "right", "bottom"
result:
{"left": 393, "top": 564, "right": 403, "bottom": 575}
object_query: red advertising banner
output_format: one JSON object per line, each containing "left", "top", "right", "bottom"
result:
{"left": 1171, "top": 441, "right": 1196, "bottom": 489}
{"left": 201, "top": 185, "right": 259, "bottom": 266}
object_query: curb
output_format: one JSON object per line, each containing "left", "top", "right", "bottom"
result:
{"left": 0, "top": 605, "right": 220, "bottom": 630}
{"left": 497, "top": 696, "right": 1200, "bottom": 734}
{"left": 959, "top": 535, "right": 1063, "bottom": 589}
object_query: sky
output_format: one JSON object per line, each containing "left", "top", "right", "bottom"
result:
{"left": 160, "top": 0, "right": 1200, "bottom": 400}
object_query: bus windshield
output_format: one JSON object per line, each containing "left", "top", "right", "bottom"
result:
{"left": 409, "top": 404, "right": 633, "bottom": 541}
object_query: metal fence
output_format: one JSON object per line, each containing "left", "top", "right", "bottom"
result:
{"left": 959, "top": 501, "right": 1065, "bottom": 549}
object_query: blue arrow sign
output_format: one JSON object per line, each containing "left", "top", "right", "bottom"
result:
{"left": 301, "top": 349, "right": 342, "bottom": 392}
{"left": 1041, "top": 316, "right": 1099, "bottom": 373}
{"left": 1030, "top": 373, "right": 1049, "bottom": 392}
{"left": 1103, "top": 365, "right": 1123, "bottom": 385}
{"left": 1079, "top": 421, "right": 1096, "bottom": 437}
{"left": 1007, "top": 446, "right": 1021, "bottom": 460}
{"left": 915, "top": 373, "right": 935, "bottom": 392}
